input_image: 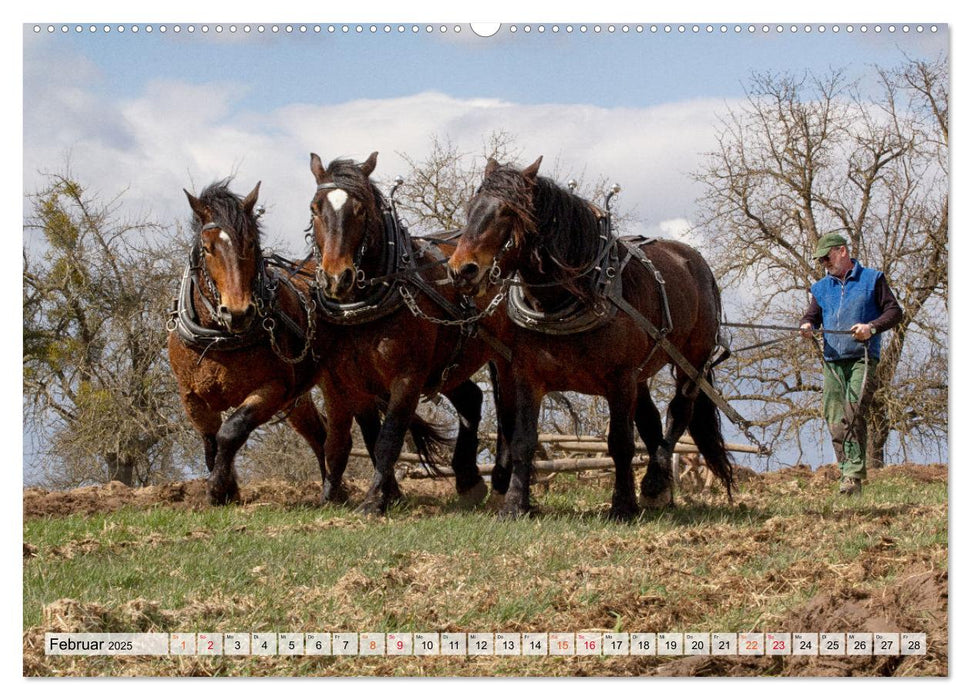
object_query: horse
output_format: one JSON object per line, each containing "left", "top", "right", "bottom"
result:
{"left": 168, "top": 179, "right": 447, "bottom": 506}
{"left": 307, "top": 151, "right": 505, "bottom": 515}
{"left": 447, "top": 156, "right": 734, "bottom": 519}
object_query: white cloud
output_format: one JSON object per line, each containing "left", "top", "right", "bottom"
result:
{"left": 24, "top": 65, "right": 739, "bottom": 257}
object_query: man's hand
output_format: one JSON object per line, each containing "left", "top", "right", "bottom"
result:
{"left": 800, "top": 323, "right": 814, "bottom": 339}
{"left": 850, "top": 323, "right": 875, "bottom": 341}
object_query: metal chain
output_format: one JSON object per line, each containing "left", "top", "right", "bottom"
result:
{"left": 398, "top": 283, "right": 507, "bottom": 327}
{"left": 259, "top": 280, "right": 317, "bottom": 365}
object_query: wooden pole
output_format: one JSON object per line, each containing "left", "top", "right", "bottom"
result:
{"left": 350, "top": 432, "right": 767, "bottom": 480}
{"left": 404, "top": 456, "right": 650, "bottom": 479}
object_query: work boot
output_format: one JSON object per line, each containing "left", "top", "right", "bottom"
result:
{"left": 838, "top": 476, "right": 862, "bottom": 496}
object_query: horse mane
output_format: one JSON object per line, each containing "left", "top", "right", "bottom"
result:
{"left": 324, "top": 158, "right": 388, "bottom": 213}
{"left": 194, "top": 178, "right": 263, "bottom": 250}
{"left": 531, "top": 176, "right": 601, "bottom": 274}
{"left": 479, "top": 164, "right": 601, "bottom": 298}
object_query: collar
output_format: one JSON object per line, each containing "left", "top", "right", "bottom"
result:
{"left": 828, "top": 258, "right": 861, "bottom": 283}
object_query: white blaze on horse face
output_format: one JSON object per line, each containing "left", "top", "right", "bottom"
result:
{"left": 218, "top": 231, "right": 233, "bottom": 247}
{"left": 326, "top": 188, "right": 349, "bottom": 213}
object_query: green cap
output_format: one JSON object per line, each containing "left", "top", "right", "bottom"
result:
{"left": 813, "top": 232, "right": 848, "bottom": 259}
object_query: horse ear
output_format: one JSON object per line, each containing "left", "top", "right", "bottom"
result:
{"left": 359, "top": 151, "right": 378, "bottom": 177}
{"left": 184, "top": 189, "right": 207, "bottom": 220}
{"left": 484, "top": 158, "right": 500, "bottom": 178}
{"left": 310, "top": 153, "right": 326, "bottom": 182}
{"left": 242, "top": 181, "right": 261, "bottom": 214}
{"left": 522, "top": 156, "right": 543, "bottom": 181}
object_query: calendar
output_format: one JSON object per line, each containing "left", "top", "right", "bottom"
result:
{"left": 43, "top": 632, "right": 926, "bottom": 657}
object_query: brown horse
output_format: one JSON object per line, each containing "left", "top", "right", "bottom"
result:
{"left": 169, "top": 180, "right": 446, "bottom": 506}
{"left": 308, "top": 151, "right": 504, "bottom": 515}
{"left": 447, "top": 157, "right": 733, "bottom": 519}
{"left": 168, "top": 180, "right": 338, "bottom": 505}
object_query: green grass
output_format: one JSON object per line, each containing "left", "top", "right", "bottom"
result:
{"left": 23, "top": 469, "right": 948, "bottom": 676}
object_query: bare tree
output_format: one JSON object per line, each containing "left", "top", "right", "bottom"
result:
{"left": 23, "top": 169, "right": 193, "bottom": 487}
{"left": 694, "top": 56, "right": 948, "bottom": 467}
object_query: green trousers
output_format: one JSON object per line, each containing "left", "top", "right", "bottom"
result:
{"left": 823, "top": 357, "right": 878, "bottom": 480}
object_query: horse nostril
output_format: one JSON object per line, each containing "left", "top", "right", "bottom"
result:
{"left": 460, "top": 262, "right": 480, "bottom": 280}
{"left": 337, "top": 268, "right": 354, "bottom": 292}
{"left": 243, "top": 303, "right": 256, "bottom": 319}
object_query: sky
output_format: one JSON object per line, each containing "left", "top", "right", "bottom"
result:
{"left": 22, "top": 19, "right": 948, "bottom": 257}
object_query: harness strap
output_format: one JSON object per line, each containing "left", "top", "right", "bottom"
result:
{"left": 169, "top": 262, "right": 264, "bottom": 354}
{"left": 606, "top": 288, "right": 761, "bottom": 448}
{"left": 263, "top": 266, "right": 309, "bottom": 346}
{"left": 313, "top": 207, "right": 405, "bottom": 324}
{"left": 406, "top": 268, "right": 513, "bottom": 364}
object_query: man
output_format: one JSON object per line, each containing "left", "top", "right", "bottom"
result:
{"left": 799, "top": 232, "right": 903, "bottom": 496}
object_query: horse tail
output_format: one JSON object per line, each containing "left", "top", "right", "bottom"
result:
{"left": 408, "top": 414, "right": 454, "bottom": 476}
{"left": 687, "top": 370, "right": 735, "bottom": 500}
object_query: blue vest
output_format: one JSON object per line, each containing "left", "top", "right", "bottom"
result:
{"left": 810, "top": 260, "right": 884, "bottom": 361}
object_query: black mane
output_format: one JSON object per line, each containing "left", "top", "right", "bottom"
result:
{"left": 194, "top": 178, "right": 262, "bottom": 249}
{"left": 479, "top": 164, "right": 602, "bottom": 298}
{"left": 324, "top": 158, "right": 387, "bottom": 212}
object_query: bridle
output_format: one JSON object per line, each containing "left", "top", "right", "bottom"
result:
{"left": 311, "top": 181, "right": 372, "bottom": 290}
{"left": 193, "top": 221, "right": 266, "bottom": 331}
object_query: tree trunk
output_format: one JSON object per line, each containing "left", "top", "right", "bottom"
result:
{"left": 106, "top": 453, "right": 135, "bottom": 486}
{"left": 867, "top": 405, "right": 889, "bottom": 471}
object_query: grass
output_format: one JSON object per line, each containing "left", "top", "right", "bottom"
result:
{"left": 23, "top": 465, "right": 948, "bottom": 676}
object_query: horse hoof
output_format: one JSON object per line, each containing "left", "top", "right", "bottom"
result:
{"left": 490, "top": 469, "right": 511, "bottom": 495}
{"left": 608, "top": 503, "right": 640, "bottom": 522}
{"left": 321, "top": 481, "right": 350, "bottom": 505}
{"left": 385, "top": 481, "right": 403, "bottom": 503}
{"left": 356, "top": 497, "right": 387, "bottom": 517}
{"left": 498, "top": 503, "right": 531, "bottom": 520}
{"left": 456, "top": 479, "right": 488, "bottom": 509}
{"left": 207, "top": 486, "right": 239, "bottom": 507}
{"left": 639, "top": 489, "right": 674, "bottom": 510}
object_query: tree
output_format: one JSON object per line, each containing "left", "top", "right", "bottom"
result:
{"left": 693, "top": 56, "right": 948, "bottom": 467}
{"left": 23, "top": 169, "right": 193, "bottom": 487}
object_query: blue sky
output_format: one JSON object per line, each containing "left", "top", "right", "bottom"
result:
{"left": 28, "top": 24, "right": 945, "bottom": 111}
{"left": 22, "top": 21, "right": 948, "bottom": 251}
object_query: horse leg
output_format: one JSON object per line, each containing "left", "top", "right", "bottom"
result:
{"left": 209, "top": 388, "right": 286, "bottom": 505}
{"left": 322, "top": 405, "right": 355, "bottom": 505}
{"left": 180, "top": 392, "right": 220, "bottom": 473}
{"left": 501, "top": 374, "right": 541, "bottom": 519}
{"left": 641, "top": 373, "right": 695, "bottom": 508}
{"left": 359, "top": 380, "right": 420, "bottom": 515}
{"left": 280, "top": 395, "right": 334, "bottom": 501}
{"left": 634, "top": 382, "right": 668, "bottom": 504}
{"left": 607, "top": 381, "right": 640, "bottom": 521}
{"left": 489, "top": 361, "right": 514, "bottom": 496}
{"left": 321, "top": 406, "right": 382, "bottom": 504}
{"left": 444, "top": 379, "right": 488, "bottom": 508}
{"left": 203, "top": 434, "right": 218, "bottom": 473}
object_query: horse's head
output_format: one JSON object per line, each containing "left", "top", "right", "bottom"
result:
{"left": 308, "top": 151, "right": 381, "bottom": 301}
{"left": 448, "top": 156, "right": 542, "bottom": 296}
{"left": 184, "top": 180, "right": 263, "bottom": 333}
